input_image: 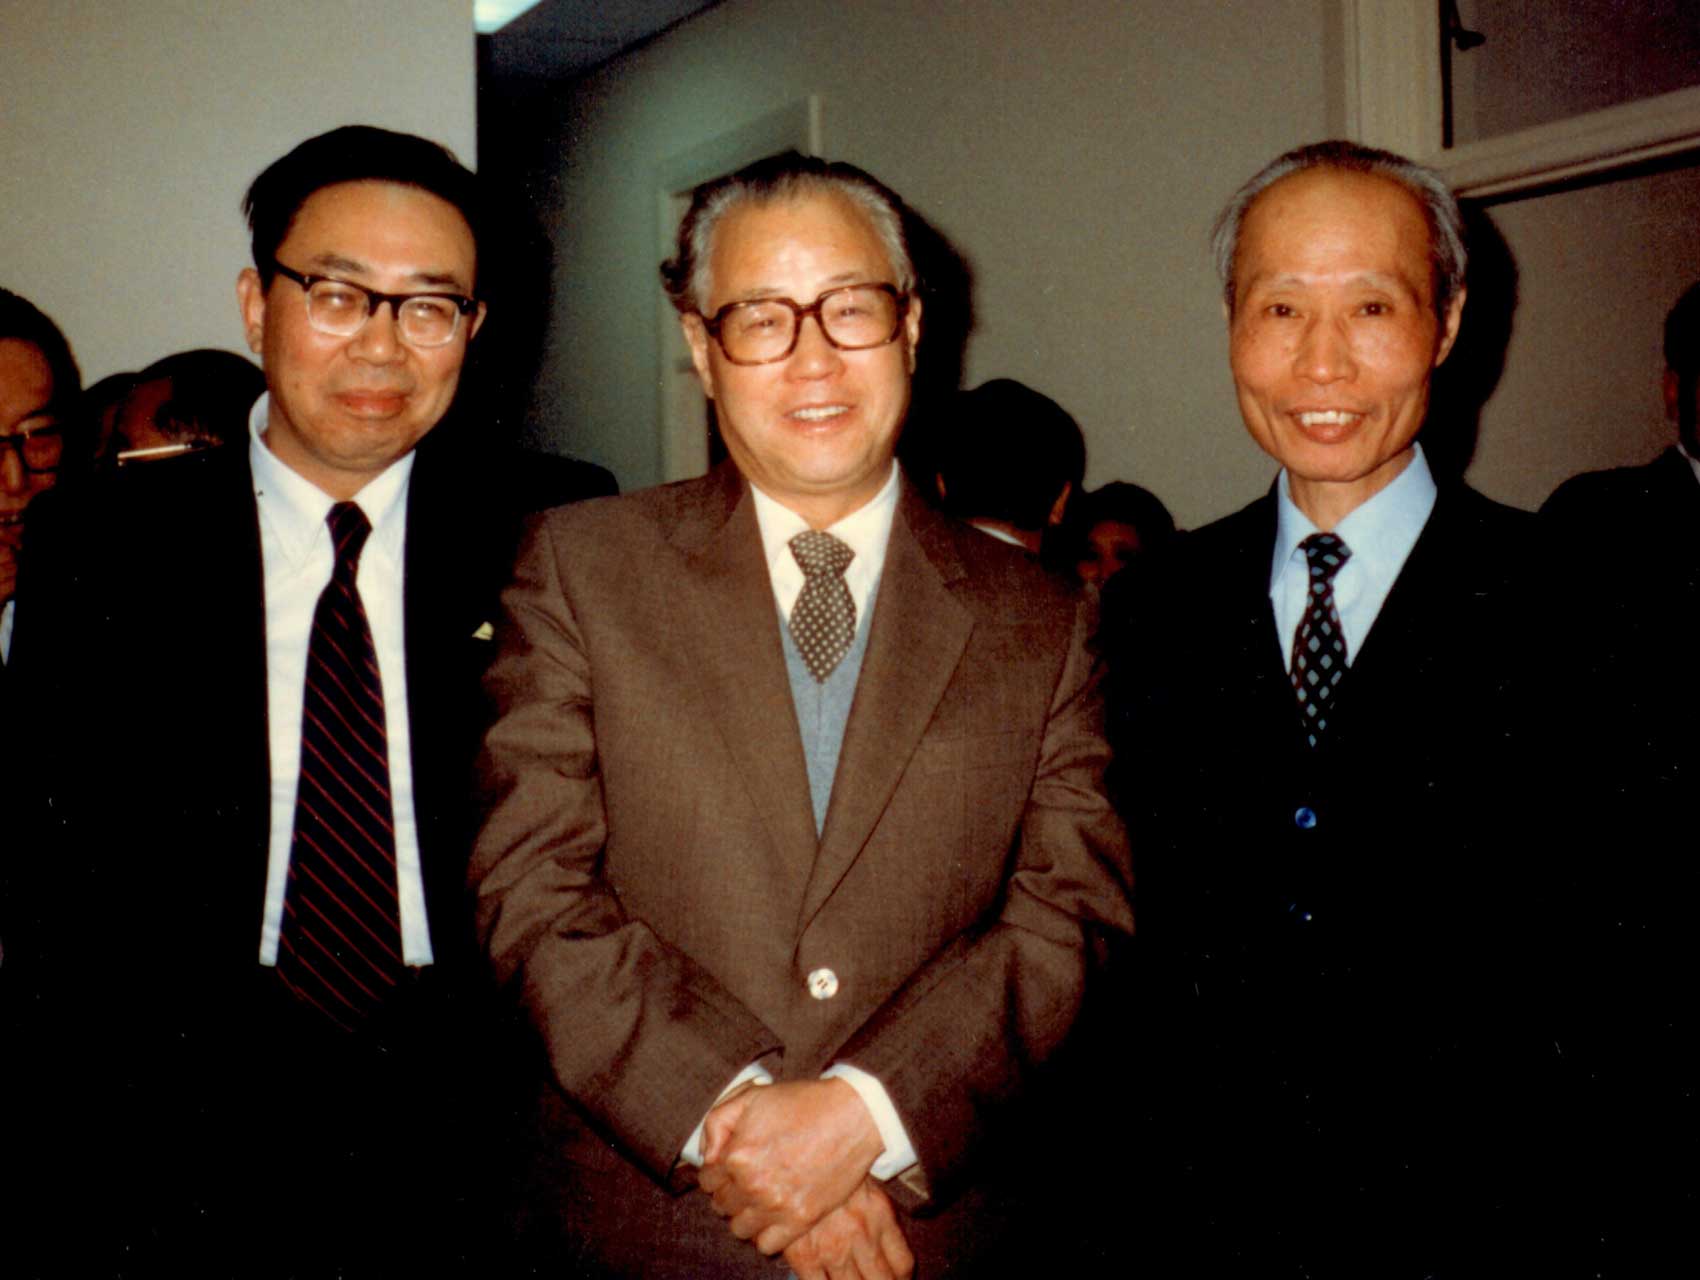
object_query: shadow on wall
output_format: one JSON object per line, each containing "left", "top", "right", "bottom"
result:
{"left": 450, "top": 178, "right": 558, "bottom": 450}
{"left": 898, "top": 206, "right": 976, "bottom": 484}
{"left": 1426, "top": 205, "right": 1518, "bottom": 482}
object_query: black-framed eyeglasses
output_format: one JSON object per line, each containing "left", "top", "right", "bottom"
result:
{"left": 0, "top": 422, "right": 64, "bottom": 475}
{"left": 272, "top": 262, "right": 479, "bottom": 348}
{"left": 699, "top": 284, "right": 909, "bottom": 366}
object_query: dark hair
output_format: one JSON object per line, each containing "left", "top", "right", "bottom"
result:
{"left": 1211, "top": 139, "right": 1467, "bottom": 320}
{"left": 935, "top": 379, "right": 1086, "bottom": 530}
{"left": 1663, "top": 280, "right": 1700, "bottom": 376}
{"left": 1076, "top": 481, "right": 1177, "bottom": 550}
{"left": 660, "top": 152, "right": 915, "bottom": 315}
{"left": 242, "top": 125, "right": 482, "bottom": 288}
{"left": 129, "top": 348, "right": 266, "bottom": 447}
{"left": 0, "top": 287, "right": 82, "bottom": 412}
{"left": 1, "top": 286, "right": 87, "bottom": 476}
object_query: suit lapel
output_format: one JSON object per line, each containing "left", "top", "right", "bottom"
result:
{"left": 798, "top": 488, "right": 974, "bottom": 929}
{"left": 672, "top": 469, "right": 821, "bottom": 883}
{"left": 205, "top": 451, "right": 274, "bottom": 947}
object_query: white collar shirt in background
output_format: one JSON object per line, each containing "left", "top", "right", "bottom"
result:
{"left": 248, "top": 394, "right": 433, "bottom": 966}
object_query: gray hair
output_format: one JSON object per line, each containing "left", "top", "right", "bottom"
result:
{"left": 660, "top": 153, "right": 916, "bottom": 316}
{"left": 1211, "top": 139, "right": 1467, "bottom": 318}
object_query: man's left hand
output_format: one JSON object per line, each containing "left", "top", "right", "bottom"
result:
{"left": 699, "top": 1077, "right": 884, "bottom": 1255}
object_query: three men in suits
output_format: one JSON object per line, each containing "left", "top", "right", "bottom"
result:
{"left": 472, "top": 154, "right": 1132, "bottom": 1278}
{"left": 1104, "top": 141, "right": 1568, "bottom": 1272}
{"left": 13, "top": 126, "right": 528, "bottom": 1274}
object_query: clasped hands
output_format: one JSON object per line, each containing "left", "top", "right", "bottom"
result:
{"left": 699, "top": 1078, "right": 915, "bottom": 1280}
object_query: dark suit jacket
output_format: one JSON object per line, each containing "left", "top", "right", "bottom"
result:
{"left": 9, "top": 436, "right": 570, "bottom": 1274}
{"left": 472, "top": 464, "right": 1133, "bottom": 1277}
{"left": 1540, "top": 447, "right": 1698, "bottom": 1264}
{"left": 1102, "top": 481, "right": 1583, "bottom": 1275}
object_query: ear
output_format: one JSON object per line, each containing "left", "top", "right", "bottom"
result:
{"left": 682, "top": 313, "right": 716, "bottom": 399}
{"left": 467, "top": 300, "right": 488, "bottom": 343}
{"left": 1432, "top": 286, "right": 1467, "bottom": 367}
{"left": 902, "top": 292, "right": 923, "bottom": 374}
{"left": 1663, "top": 367, "right": 1681, "bottom": 422}
{"left": 236, "top": 268, "right": 267, "bottom": 357}
{"left": 1048, "top": 480, "right": 1073, "bottom": 527}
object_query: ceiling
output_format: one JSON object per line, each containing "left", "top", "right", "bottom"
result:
{"left": 481, "top": 0, "right": 722, "bottom": 83}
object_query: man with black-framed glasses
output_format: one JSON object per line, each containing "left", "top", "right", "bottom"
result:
{"left": 12, "top": 126, "right": 545, "bottom": 1275}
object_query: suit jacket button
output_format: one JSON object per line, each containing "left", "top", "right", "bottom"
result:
{"left": 1293, "top": 806, "right": 1318, "bottom": 830}
{"left": 806, "top": 968, "right": 839, "bottom": 1000}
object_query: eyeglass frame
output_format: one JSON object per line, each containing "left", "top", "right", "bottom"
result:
{"left": 0, "top": 421, "right": 65, "bottom": 475}
{"left": 697, "top": 283, "right": 911, "bottom": 366}
{"left": 271, "top": 261, "right": 480, "bottom": 348}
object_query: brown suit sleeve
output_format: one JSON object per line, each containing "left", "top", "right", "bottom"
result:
{"left": 836, "top": 594, "right": 1134, "bottom": 1208}
{"left": 470, "top": 517, "right": 780, "bottom": 1181}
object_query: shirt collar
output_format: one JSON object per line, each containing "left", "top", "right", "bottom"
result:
{"left": 1270, "top": 443, "right": 1438, "bottom": 592}
{"left": 750, "top": 461, "right": 901, "bottom": 599}
{"left": 1676, "top": 438, "right": 1700, "bottom": 488}
{"left": 247, "top": 392, "right": 414, "bottom": 571}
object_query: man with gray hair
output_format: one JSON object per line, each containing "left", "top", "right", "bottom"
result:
{"left": 1103, "top": 140, "right": 1568, "bottom": 1271}
{"left": 473, "top": 152, "right": 1131, "bottom": 1277}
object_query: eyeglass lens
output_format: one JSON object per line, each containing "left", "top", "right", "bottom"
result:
{"left": 305, "top": 281, "right": 463, "bottom": 346}
{"left": 718, "top": 287, "right": 900, "bottom": 363}
{"left": 2, "top": 426, "right": 63, "bottom": 473}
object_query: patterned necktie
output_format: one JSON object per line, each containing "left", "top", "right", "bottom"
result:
{"left": 276, "top": 502, "right": 404, "bottom": 1031}
{"left": 789, "top": 530, "right": 857, "bottom": 682}
{"left": 1290, "top": 531, "right": 1352, "bottom": 749}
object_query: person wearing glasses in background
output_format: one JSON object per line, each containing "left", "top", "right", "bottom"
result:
{"left": 471, "top": 153, "right": 1131, "bottom": 1279}
{"left": 12, "top": 126, "right": 537, "bottom": 1275}
{"left": 0, "top": 288, "right": 81, "bottom": 672}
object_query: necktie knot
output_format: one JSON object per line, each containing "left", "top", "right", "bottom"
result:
{"left": 1300, "top": 531, "right": 1351, "bottom": 585}
{"left": 327, "top": 502, "right": 372, "bottom": 581}
{"left": 790, "top": 529, "right": 855, "bottom": 580}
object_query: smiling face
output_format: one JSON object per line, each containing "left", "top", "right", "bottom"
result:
{"left": 1228, "top": 168, "right": 1464, "bottom": 530}
{"left": 682, "top": 191, "right": 921, "bottom": 528}
{"left": 236, "top": 180, "right": 483, "bottom": 499}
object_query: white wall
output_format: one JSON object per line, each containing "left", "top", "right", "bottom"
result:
{"left": 1467, "top": 164, "right": 1700, "bottom": 510}
{"left": 498, "top": 0, "right": 1339, "bottom": 527}
{"left": 0, "top": 1, "right": 477, "bottom": 383}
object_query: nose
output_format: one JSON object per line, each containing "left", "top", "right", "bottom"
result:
{"left": 0, "top": 443, "right": 27, "bottom": 494}
{"left": 786, "top": 312, "right": 843, "bottom": 378}
{"left": 1293, "top": 316, "right": 1356, "bottom": 385}
{"left": 348, "top": 299, "right": 404, "bottom": 363}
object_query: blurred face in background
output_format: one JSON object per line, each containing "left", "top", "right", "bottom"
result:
{"left": 0, "top": 338, "right": 62, "bottom": 601}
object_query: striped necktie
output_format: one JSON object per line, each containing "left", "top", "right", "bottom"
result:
{"left": 275, "top": 501, "right": 404, "bottom": 1030}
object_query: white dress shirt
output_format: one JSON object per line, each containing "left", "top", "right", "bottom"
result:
{"left": 0, "top": 597, "right": 13, "bottom": 664}
{"left": 248, "top": 395, "right": 434, "bottom": 967}
{"left": 1270, "top": 444, "right": 1438, "bottom": 670}
{"left": 681, "top": 462, "right": 918, "bottom": 1182}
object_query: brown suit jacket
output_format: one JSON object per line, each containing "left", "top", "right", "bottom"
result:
{"left": 472, "top": 464, "right": 1132, "bottom": 1275}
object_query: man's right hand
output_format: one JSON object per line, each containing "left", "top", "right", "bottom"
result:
{"left": 782, "top": 1179, "right": 914, "bottom": 1280}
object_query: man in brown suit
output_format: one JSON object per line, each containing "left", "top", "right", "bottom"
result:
{"left": 471, "top": 154, "right": 1132, "bottom": 1278}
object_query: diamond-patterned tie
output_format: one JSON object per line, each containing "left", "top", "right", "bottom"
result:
{"left": 1290, "top": 531, "right": 1352, "bottom": 749}
{"left": 275, "top": 502, "right": 404, "bottom": 1031}
{"left": 789, "top": 530, "right": 856, "bottom": 682}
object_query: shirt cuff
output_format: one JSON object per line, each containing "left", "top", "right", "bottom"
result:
{"left": 822, "top": 1062, "right": 918, "bottom": 1182}
{"left": 679, "top": 1062, "right": 774, "bottom": 1168}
